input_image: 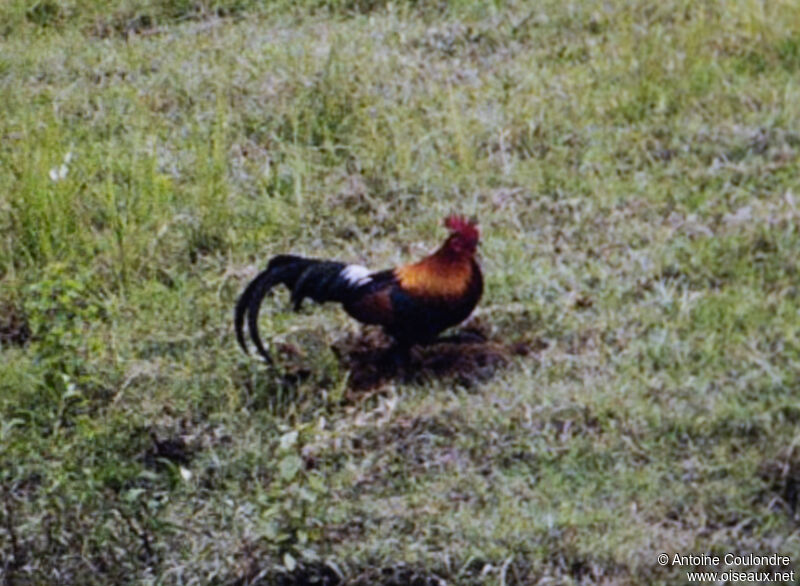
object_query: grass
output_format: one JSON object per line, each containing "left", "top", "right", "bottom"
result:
{"left": 1, "top": 0, "right": 800, "bottom": 583}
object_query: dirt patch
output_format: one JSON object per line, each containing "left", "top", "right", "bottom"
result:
{"left": 332, "top": 323, "right": 530, "bottom": 391}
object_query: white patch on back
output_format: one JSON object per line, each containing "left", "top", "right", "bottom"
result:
{"left": 341, "top": 264, "right": 372, "bottom": 287}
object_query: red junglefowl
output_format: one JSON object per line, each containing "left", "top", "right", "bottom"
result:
{"left": 234, "top": 215, "right": 483, "bottom": 365}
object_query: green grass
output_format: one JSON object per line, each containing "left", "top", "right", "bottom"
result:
{"left": 2, "top": 0, "right": 800, "bottom": 584}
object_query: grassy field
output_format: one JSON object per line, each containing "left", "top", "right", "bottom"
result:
{"left": 1, "top": 0, "right": 800, "bottom": 583}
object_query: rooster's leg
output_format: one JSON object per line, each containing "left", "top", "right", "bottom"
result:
{"left": 390, "top": 343, "right": 412, "bottom": 370}
{"left": 378, "top": 342, "right": 412, "bottom": 378}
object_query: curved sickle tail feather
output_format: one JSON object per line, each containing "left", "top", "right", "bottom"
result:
{"left": 234, "top": 255, "right": 354, "bottom": 363}
{"left": 234, "top": 255, "right": 311, "bottom": 363}
{"left": 237, "top": 269, "right": 276, "bottom": 362}
{"left": 234, "top": 267, "right": 278, "bottom": 362}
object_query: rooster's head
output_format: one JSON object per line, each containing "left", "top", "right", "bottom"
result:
{"left": 443, "top": 215, "right": 480, "bottom": 257}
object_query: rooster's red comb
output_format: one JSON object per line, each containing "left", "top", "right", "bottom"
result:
{"left": 444, "top": 215, "right": 479, "bottom": 241}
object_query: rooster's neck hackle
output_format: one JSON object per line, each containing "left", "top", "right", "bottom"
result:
{"left": 395, "top": 255, "right": 474, "bottom": 298}
{"left": 395, "top": 219, "right": 480, "bottom": 298}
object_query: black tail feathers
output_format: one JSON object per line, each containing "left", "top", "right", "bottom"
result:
{"left": 234, "top": 255, "right": 351, "bottom": 362}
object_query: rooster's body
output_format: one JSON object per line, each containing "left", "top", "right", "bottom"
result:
{"left": 235, "top": 216, "right": 482, "bottom": 363}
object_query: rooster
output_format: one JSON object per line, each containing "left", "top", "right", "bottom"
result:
{"left": 234, "top": 215, "right": 482, "bottom": 365}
